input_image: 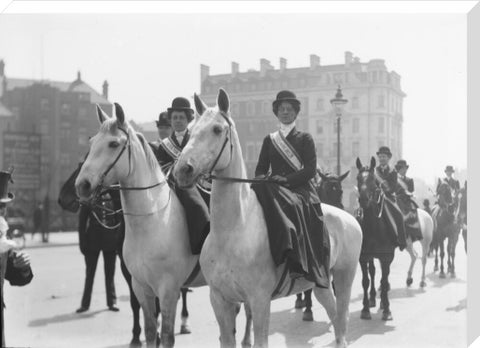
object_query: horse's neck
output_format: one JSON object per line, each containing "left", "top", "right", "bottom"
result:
{"left": 210, "top": 131, "right": 252, "bottom": 233}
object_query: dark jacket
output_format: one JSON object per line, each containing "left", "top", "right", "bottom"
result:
{"left": 398, "top": 175, "right": 414, "bottom": 193}
{"left": 154, "top": 131, "right": 190, "bottom": 166}
{"left": 1, "top": 250, "right": 33, "bottom": 347}
{"left": 375, "top": 165, "right": 398, "bottom": 199}
{"left": 442, "top": 177, "right": 460, "bottom": 192}
{"left": 255, "top": 128, "right": 319, "bottom": 202}
{"left": 78, "top": 192, "right": 120, "bottom": 254}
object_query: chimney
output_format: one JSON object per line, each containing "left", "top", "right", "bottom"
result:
{"left": 345, "top": 51, "right": 353, "bottom": 67}
{"left": 353, "top": 56, "right": 360, "bottom": 64}
{"left": 279, "top": 57, "right": 287, "bottom": 73}
{"left": 310, "top": 54, "right": 320, "bottom": 70}
{"left": 260, "top": 58, "right": 273, "bottom": 77}
{"left": 76, "top": 70, "right": 82, "bottom": 81}
{"left": 0, "top": 60, "right": 4, "bottom": 76}
{"left": 102, "top": 80, "right": 109, "bottom": 100}
{"left": 231, "top": 62, "right": 239, "bottom": 78}
{"left": 200, "top": 64, "right": 210, "bottom": 83}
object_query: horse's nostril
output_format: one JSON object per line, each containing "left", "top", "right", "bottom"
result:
{"left": 184, "top": 164, "right": 194, "bottom": 174}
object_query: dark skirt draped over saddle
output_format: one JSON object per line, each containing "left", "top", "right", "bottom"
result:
{"left": 396, "top": 194, "right": 423, "bottom": 242}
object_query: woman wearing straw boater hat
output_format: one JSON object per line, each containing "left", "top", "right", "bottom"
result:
{"left": 252, "top": 90, "right": 330, "bottom": 290}
{"left": 374, "top": 146, "right": 407, "bottom": 250}
{"left": 0, "top": 170, "right": 33, "bottom": 347}
{"left": 156, "top": 96, "right": 209, "bottom": 256}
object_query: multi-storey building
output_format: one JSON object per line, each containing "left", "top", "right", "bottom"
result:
{"left": 199, "top": 52, "right": 405, "bottom": 211}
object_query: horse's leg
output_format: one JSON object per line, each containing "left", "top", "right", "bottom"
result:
{"left": 368, "top": 259, "right": 377, "bottom": 307}
{"left": 241, "top": 302, "right": 253, "bottom": 348}
{"left": 157, "top": 288, "right": 179, "bottom": 348}
{"left": 434, "top": 243, "right": 439, "bottom": 271}
{"left": 295, "top": 293, "right": 305, "bottom": 309}
{"left": 179, "top": 288, "right": 191, "bottom": 334}
{"left": 406, "top": 238, "right": 416, "bottom": 287}
{"left": 463, "top": 227, "right": 467, "bottom": 253}
{"left": 439, "top": 238, "right": 446, "bottom": 278}
{"left": 420, "top": 238, "right": 429, "bottom": 288}
{"left": 449, "top": 232, "right": 458, "bottom": 278}
{"left": 380, "top": 256, "right": 393, "bottom": 321}
{"left": 359, "top": 260, "right": 371, "bottom": 319}
{"left": 331, "top": 265, "right": 357, "bottom": 348}
{"left": 302, "top": 289, "right": 313, "bottom": 321}
{"left": 210, "top": 288, "right": 238, "bottom": 348}
{"left": 313, "top": 286, "right": 338, "bottom": 338}
{"left": 119, "top": 256, "right": 142, "bottom": 347}
{"left": 132, "top": 280, "right": 158, "bottom": 348}
{"left": 249, "top": 295, "right": 271, "bottom": 348}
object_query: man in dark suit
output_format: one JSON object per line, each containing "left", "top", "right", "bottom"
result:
{"left": 149, "top": 111, "right": 171, "bottom": 155}
{"left": 154, "top": 97, "right": 209, "bottom": 255}
{"left": 76, "top": 191, "right": 120, "bottom": 313}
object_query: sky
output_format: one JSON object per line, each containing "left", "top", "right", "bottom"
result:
{"left": 0, "top": 12, "right": 467, "bottom": 183}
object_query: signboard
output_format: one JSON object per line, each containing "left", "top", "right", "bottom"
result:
{"left": 3, "top": 132, "right": 41, "bottom": 189}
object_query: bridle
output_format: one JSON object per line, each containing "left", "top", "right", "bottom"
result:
{"left": 81, "top": 126, "right": 168, "bottom": 228}
{"left": 357, "top": 169, "right": 386, "bottom": 219}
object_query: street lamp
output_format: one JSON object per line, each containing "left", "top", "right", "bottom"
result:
{"left": 330, "top": 85, "right": 348, "bottom": 175}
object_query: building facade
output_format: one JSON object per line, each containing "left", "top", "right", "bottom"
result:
{"left": 0, "top": 60, "right": 112, "bottom": 230}
{"left": 199, "top": 52, "right": 405, "bottom": 211}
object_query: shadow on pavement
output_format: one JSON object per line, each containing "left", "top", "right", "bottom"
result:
{"left": 446, "top": 297, "right": 467, "bottom": 312}
{"left": 345, "top": 309, "right": 396, "bottom": 346}
{"left": 426, "top": 272, "right": 466, "bottom": 288}
{"left": 29, "top": 309, "right": 107, "bottom": 327}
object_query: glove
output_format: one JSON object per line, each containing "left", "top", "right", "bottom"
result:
{"left": 271, "top": 175, "right": 288, "bottom": 185}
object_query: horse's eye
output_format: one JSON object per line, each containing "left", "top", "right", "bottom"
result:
{"left": 213, "top": 126, "right": 222, "bottom": 135}
{"left": 109, "top": 141, "right": 120, "bottom": 148}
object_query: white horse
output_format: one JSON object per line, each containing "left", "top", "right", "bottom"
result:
{"left": 174, "top": 89, "right": 362, "bottom": 348}
{"left": 75, "top": 104, "right": 252, "bottom": 348}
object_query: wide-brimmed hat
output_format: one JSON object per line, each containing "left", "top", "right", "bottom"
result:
{"left": 0, "top": 170, "right": 14, "bottom": 203}
{"left": 445, "top": 165, "right": 455, "bottom": 173}
{"left": 155, "top": 111, "right": 170, "bottom": 127}
{"left": 376, "top": 146, "right": 392, "bottom": 158}
{"left": 395, "top": 159, "right": 409, "bottom": 171}
{"left": 167, "top": 97, "right": 194, "bottom": 122}
{"left": 272, "top": 90, "right": 301, "bottom": 110}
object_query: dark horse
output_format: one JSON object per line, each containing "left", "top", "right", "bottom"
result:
{"left": 294, "top": 169, "right": 349, "bottom": 321}
{"left": 431, "top": 179, "right": 461, "bottom": 278}
{"left": 459, "top": 181, "right": 467, "bottom": 253}
{"left": 58, "top": 162, "right": 192, "bottom": 347}
{"left": 356, "top": 157, "right": 399, "bottom": 321}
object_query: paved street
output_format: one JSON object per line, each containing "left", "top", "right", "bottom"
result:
{"left": 5, "top": 232, "right": 466, "bottom": 348}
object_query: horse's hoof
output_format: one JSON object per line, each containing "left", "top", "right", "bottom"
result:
{"left": 129, "top": 337, "right": 142, "bottom": 348}
{"left": 450, "top": 272, "right": 456, "bottom": 279}
{"left": 369, "top": 297, "right": 376, "bottom": 308}
{"left": 439, "top": 272, "right": 446, "bottom": 279}
{"left": 406, "top": 277, "right": 413, "bottom": 287}
{"left": 420, "top": 280, "right": 427, "bottom": 288}
{"left": 180, "top": 325, "right": 191, "bottom": 334}
{"left": 382, "top": 310, "right": 393, "bottom": 321}
{"left": 360, "top": 308, "right": 372, "bottom": 320}
{"left": 302, "top": 310, "right": 314, "bottom": 321}
{"left": 295, "top": 299, "right": 306, "bottom": 309}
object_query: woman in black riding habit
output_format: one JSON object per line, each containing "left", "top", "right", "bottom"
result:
{"left": 252, "top": 90, "right": 330, "bottom": 289}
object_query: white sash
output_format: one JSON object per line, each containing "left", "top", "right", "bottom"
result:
{"left": 270, "top": 131, "right": 303, "bottom": 172}
{"left": 160, "top": 136, "right": 182, "bottom": 160}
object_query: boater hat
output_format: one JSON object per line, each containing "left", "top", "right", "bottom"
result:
{"left": 167, "top": 97, "right": 194, "bottom": 122}
{"left": 0, "top": 170, "right": 15, "bottom": 203}
{"left": 155, "top": 111, "right": 170, "bottom": 127}
{"left": 376, "top": 146, "right": 392, "bottom": 158}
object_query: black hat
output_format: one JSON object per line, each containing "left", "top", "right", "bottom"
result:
{"left": 0, "top": 170, "right": 14, "bottom": 203}
{"left": 167, "top": 97, "right": 194, "bottom": 122}
{"left": 395, "top": 159, "right": 409, "bottom": 170}
{"left": 272, "top": 90, "right": 301, "bottom": 110}
{"left": 376, "top": 146, "right": 392, "bottom": 158}
{"left": 156, "top": 111, "right": 170, "bottom": 127}
{"left": 445, "top": 165, "right": 455, "bottom": 173}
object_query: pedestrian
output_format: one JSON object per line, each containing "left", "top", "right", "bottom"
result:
{"left": 41, "top": 195, "right": 50, "bottom": 243}
{"left": 32, "top": 202, "right": 43, "bottom": 240}
{"left": 0, "top": 170, "right": 33, "bottom": 347}
{"left": 76, "top": 190, "right": 120, "bottom": 313}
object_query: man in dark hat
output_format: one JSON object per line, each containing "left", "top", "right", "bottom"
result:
{"left": 0, "top": 170, "right": 33, "bottom": 347}
{"left": 374, "top": 146, "right": 407, "bottom": 250}
{"left": 149, "top": 111, "right": 172, "bottom": 157}
{"left": 252, "top": 90, "right": 330, "bottom": 289}
{"left": 394, "top": 160, "right": 422, "bottom": 242}
{"left": 156, "top": 96, "right": 209, "bottom": 255}
{"left": 439, "top": 165, "right": 460, "bottom": 194}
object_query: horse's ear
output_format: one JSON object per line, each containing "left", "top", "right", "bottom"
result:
{"left": 369, "top": 157, "right": 376, "bottom": 172}
{"left": 96, "top": 104, "right": 109, "bottom": 124}
{"left": 356, "top": 157, "right": 362, "bottom": 170}
{"left": 340, "top": 170, "right": 350, "bottom": 182}
{"left": 194, "top": 93, "right": 207, "bottom": 116}
{"left": 317, "top": 170, "right": 328, "bottom": 181}
{"left": 217, "top": 88, "right": 230, "bottom": 114}
{"left": 114, "top": 103, "right": 125, "bottom": 125}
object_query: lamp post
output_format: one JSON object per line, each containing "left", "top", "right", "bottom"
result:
{"left": 330, "top": 85, "right": 348, "bottom": 176}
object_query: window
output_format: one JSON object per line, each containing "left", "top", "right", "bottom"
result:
{"left": 61, "top": 103, "right": 71, "bottom": 116}
{"left": 378, "top": 117, "right": 385, "bottom": 133}
{"left": 40, "top": 98, "right": 50, "bottom": 111}
{"left": 352, "top": 142, "right": 360, "bottom": 157}
{"left": 247, "top": 101, "right": 255, "bottom": 116}
{"left": 316, "top": 120, "right": 323, "bottom": 134}
{"left": 352, "top": 118, "right": 360, "bottom": 133}
{"left": 352, "top": 97, "right": 359, "bottom": 109}
{"left": 316, "top": 98, "right": 324, "bottom": 111}
{"left": 378, "top": 95, "right": 385, "bottom": 108}
{"left": 316, "top": 143, "right": 324, "bottom": 157}
{"left": 78, "top": 107, "right": 87, "bottom": 118}
{"left": 372, "top": 71, "right": 378, "bottom": 83}
{"left": 262, "top": 101, "right": 270, "bottom": 115}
